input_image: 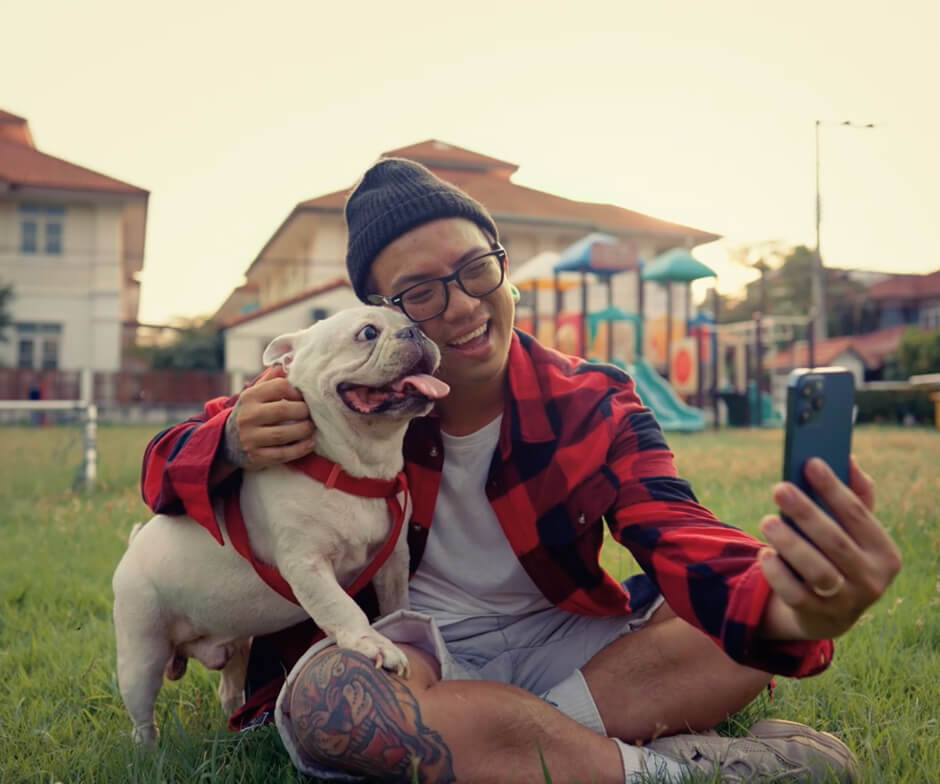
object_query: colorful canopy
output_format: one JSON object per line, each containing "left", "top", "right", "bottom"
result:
{"left": 641, "top": 248, "right": 716, "bottom": 282}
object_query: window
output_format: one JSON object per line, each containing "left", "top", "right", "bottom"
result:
{"left": 18, "top": 204, "right": 65, "bottom": 255}
{"left": 14, "top": 322, "right": 62, "bottom": 369}
{"left": 20, "top": 220, "right": 37, "bottom": 253}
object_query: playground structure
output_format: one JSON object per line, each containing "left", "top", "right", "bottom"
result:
{"left": 513, "top": 234, "right": 811, "bottom": 430}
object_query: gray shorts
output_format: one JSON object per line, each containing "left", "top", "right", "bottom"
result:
{"left": 275, "top": 576, "right": 663, "bottom": 779}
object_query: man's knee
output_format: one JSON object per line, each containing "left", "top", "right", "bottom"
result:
{"left": 286, "top": 645, "right": 455, "bottom": 782}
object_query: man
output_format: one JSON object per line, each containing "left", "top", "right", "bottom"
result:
{"left": 141, "top": 159, "right": 900, "bottom": 782}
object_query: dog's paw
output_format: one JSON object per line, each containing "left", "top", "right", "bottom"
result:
{"left": 335, "top": 629, "right": 411, "bottom": 678}
{"left": 132, "top": 722, "right": 159, "bottom": 746}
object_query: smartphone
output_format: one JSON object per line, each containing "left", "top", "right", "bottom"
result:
{"left": 782, "top": 367, "right": 855, "bottom": 533}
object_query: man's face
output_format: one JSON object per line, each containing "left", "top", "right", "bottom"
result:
{"left": 369, "top": 218, "right": 514, "bottom": 392}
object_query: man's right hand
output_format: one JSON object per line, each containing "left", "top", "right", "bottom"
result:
{"left": 221, "top": 365, "right": 316, "bottom": 472}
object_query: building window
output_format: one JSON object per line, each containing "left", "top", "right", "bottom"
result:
{"left": 20, "top": 220, "right": 38, "bottom": 253}
{"left": 18, "top": 204, "right": 65, "bottom": 255}
{"left": 14, "top": 322, "right": 62, "bottom": 369}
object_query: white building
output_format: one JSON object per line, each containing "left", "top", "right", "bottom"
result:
{"left": 212, "top": 140, "right": 720, "bottom": 352}
{"left": 222, "top": 278, "right": 358, "bottom": 383}
{"left": 0, "top": 109, "right": 148, "bottom": 371}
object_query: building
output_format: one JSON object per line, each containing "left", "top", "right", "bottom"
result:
{"left": 222, "top": 278, "right": 358, "bottom": 379}
{"left": 0, "top": 109, "right": 148, "bottom": 372}
{"left": 865, "top": 269, "right": 940, "bottom": 330}
{"left": 213, "top": 140, "right": 719, "bottom": 368}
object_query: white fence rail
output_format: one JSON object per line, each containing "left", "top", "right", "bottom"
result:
{"left": 0, "top": 369, "right": 98, "bottom": 489}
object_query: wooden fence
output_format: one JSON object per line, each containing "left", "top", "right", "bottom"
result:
{"left": 0, "top": 368, "right": 231, "bottom": 405}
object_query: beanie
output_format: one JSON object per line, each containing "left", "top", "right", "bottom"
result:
{"left": 344, "top": 158, "right": 499, "bottom": 302}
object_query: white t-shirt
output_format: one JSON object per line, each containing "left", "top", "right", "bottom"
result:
{"left": 408, "top": 415, "right": 552, "bottom": 626}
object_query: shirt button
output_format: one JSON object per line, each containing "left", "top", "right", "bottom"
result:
{"left": 429, "top": 447, "right": 439, "bottom": 458}
{"left": 578, "top": 513, "right": 586, "bottom": 525}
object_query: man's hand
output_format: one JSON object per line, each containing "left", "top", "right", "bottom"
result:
{"left": 221, "top": 365, "right": 316, "bottom": 472}
{"left": 758, "top": 456, "right": 901, "bottom": 641}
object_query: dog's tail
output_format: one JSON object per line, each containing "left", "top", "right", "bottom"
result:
{"left": 128, "top": 521, "right": 146, "bottom": 545}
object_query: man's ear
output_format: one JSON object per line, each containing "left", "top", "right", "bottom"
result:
{"left": 262, "top": 329, "right": 306, "bottom": 369}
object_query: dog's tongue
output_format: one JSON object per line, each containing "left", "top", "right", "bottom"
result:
{"left": 396, "top": 374, "right": 450, "bottom": 399}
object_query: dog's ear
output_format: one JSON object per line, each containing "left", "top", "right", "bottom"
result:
{"left": 262, "top": 330, "right": 306, "bottom": 369}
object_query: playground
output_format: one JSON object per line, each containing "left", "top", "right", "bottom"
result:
{"left": 513, "top": 233, "right": 817, "bottom": 430}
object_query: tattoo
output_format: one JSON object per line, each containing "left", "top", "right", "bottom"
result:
{"left": 223, "top": 406, "right": 247, "bottom": 467}
{"left": 289, "top": 648, "right": 456, "bottom": 783}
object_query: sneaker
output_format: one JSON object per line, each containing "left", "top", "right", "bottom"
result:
{"left": 644, "top": 719, "right": 859, "bottom": 782}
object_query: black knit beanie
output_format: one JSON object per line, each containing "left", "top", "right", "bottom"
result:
{"left": 344, "top": 158, "right": 499, "bottom": 302}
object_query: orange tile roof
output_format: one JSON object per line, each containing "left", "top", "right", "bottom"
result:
{"left": 867, "top": 269, "right": 940, "bottom": 300}
{"left": 223, "top": 278, "right": 350, "bottom": 328}
{"left": 767, "top": 324, "right": 910, "bottom": 370}
{"left": 0, "top": 109, "right": 35, "bottom": 146}
{"left": 383, "top": 140, "right": 519, "bottom": 176}
{"left": 0, "top": 108, "right": 147, "bottom": 195}
{"left": 297, "top": 140, "right": 718, "bottom": 241}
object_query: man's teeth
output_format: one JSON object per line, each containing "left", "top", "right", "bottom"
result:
{"left": 450, "top": 323, "right": 487, "bottom": 346}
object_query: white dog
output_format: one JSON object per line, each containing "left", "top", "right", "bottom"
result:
{"left": 112, "top": 307, "right": 448, "bottom": 744}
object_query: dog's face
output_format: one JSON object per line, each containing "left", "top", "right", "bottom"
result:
{"left": 262, "top": 307, "right": 449, "bottom": 423}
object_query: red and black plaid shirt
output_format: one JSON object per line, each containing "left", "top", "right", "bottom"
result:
{"left": 141, "top": 330, "right": 832, "bottom": 720}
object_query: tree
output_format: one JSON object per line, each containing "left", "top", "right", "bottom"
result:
{"left": 716, "top": 244, "right": 872, "bottom": 336}
{"left": 896, "top": 327, "right": 940, "bottom": 377}
{"left": 0, "top": 281, "right": 13, "bottom": 343}
{"left": 136, "top": 318, "right": 224, "bottom": 371}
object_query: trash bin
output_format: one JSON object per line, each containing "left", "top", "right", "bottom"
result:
{"left": 718, "top": 390, "right": 750, "bottom": 427}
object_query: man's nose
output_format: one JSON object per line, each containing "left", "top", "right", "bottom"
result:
{"left": 441, "top": 280, "right": 479, "bottom": 320}
{"left": 395, "top": 325, "right": 422, "bottom": 341}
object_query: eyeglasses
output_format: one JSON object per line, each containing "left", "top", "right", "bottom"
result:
{"left": 367, "top": 247, "right": 507, "bottom": 323}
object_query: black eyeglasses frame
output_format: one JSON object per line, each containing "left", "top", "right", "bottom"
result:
{"left": 367, "top": 246, "right": 507, "bottom": 323}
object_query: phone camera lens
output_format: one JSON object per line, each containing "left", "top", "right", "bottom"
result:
{"left": 812, "top": 394, "right": 825, "bottom": 411}
{"left": 798, "top": 408, "right": 813, "bottom": 424}
{"left": 801, "top": 383, "right": 814, "bottom": 397}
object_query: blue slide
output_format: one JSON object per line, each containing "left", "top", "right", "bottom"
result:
{"left": 626, "top": 358, "right": 706, "bottom": 432}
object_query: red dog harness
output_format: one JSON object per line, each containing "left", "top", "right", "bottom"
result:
{"left": 222, "top": 453, "right": 408, "bottom": 604}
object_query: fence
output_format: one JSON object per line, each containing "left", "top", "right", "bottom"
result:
{"left": 0, "top": 367, "right": 232, "bottom": 406}
{"left": 0, "top": 369, "right": 98, "bottom": 488}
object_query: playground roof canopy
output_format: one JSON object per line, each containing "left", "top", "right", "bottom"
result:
{"left": 642, "top": 248, "right": 716, "bottom": 282}
{"left": 512, "top": 250, "right": 571, "bottom": 290}
{"left": 553, "top": 232, "right": 641, "bottom": 275}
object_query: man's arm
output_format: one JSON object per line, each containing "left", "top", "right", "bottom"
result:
{"left": 603, "top": 387, "right": 833, "bottom": 677}
{"left": 140, "top": 365, "right": 316, "bottom": 542}
{"left": 757, "top": 455, "right": 901, "bottom": 641}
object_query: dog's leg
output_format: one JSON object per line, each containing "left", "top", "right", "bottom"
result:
{"left": 282, "top": 557, "right": 411, "bottom": 677}
{"left": 372, "top": 528, "right": 409, "bottom": 617}
{"left": 217, "top": 637, "right": 251, "bottom": 717}
{"left": 113, "top": 582, "right": 171, "bottom": 745}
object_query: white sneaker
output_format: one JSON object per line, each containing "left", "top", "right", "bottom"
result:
{"left": 644, "top": 719, "right": 860, "bottom": 782}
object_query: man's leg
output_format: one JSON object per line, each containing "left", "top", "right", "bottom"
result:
{"left": 582, "top": 602, "right": 772, "bottom": 741}
{"left": 285, "top": 643, "right": 625, "bottom": 784}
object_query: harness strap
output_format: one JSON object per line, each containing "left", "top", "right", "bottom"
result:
{"left": 223, "top": 457, "right": 408, "bottom": 606}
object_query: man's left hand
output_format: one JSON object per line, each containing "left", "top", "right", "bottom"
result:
{"left": 758, "top": 456, "right": 902, "bottom": 641}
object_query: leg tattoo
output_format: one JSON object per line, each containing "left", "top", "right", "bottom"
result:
{"left": 289, "top": 648, "right": 456, "bottom": 783}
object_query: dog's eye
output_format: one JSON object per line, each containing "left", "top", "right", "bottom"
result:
{"left": 356, "top": 324, "right": 380, "bottom": 342}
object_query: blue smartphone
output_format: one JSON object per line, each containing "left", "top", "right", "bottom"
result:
{"left": 782, "top": 367, "right": 855, "bottom": 532}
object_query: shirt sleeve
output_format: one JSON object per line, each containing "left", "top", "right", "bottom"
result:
{"left": 140, "top": 394, "right": 237, "bottom": 544}
{"left": 605, "top": 383, "right": 833, "bottom": 678}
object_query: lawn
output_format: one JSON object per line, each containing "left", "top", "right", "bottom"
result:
{"left": 1, "top": 424, "right": 937, "bottom": 783}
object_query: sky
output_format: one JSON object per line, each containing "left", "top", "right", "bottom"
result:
{"left": 3, "top": 0, "right": 938, "bottom": 325}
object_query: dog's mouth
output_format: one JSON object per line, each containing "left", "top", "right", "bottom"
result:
{"left": 337, "top": 357, "right": 450, "bottom": 415}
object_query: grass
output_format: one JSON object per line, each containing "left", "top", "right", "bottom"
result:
{"left": 1, "top": 424, "right": 937, "bottom": 783}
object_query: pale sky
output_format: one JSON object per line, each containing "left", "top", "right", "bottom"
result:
{"left": 3, "top": 0, "right": 938, "bottom": 324}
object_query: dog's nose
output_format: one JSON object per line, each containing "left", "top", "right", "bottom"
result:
{"left": 395, "top": 326, "right": 422, "bottom": 342}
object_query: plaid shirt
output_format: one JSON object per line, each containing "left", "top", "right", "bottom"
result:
{"left": 141, "top": 329, "right": 832, "bottom": 690}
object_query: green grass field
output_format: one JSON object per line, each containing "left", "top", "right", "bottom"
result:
{"left": 1, "top": 424, "right": 937, "bottom": 783}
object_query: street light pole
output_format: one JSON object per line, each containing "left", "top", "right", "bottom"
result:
{"left": 812, "top": 120, "right": 876, "bottom": 342}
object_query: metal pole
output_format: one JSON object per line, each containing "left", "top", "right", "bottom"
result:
{"left": 606, "top": 275, "right": 614, "bottom": 363}
{"left": 754, "top": 311, "right": 763, "bottom": 427}
{"left": 813, "top": 120, "right": 827, "bottom": 342}
{"left": 665, "top": 283, "right": 673, "bottom": 378}
{"left": 580, "top": 270, "right": 588, "bottom": 358}
{"left": 711, "top": 287, "right": 720, "bottom": 429}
